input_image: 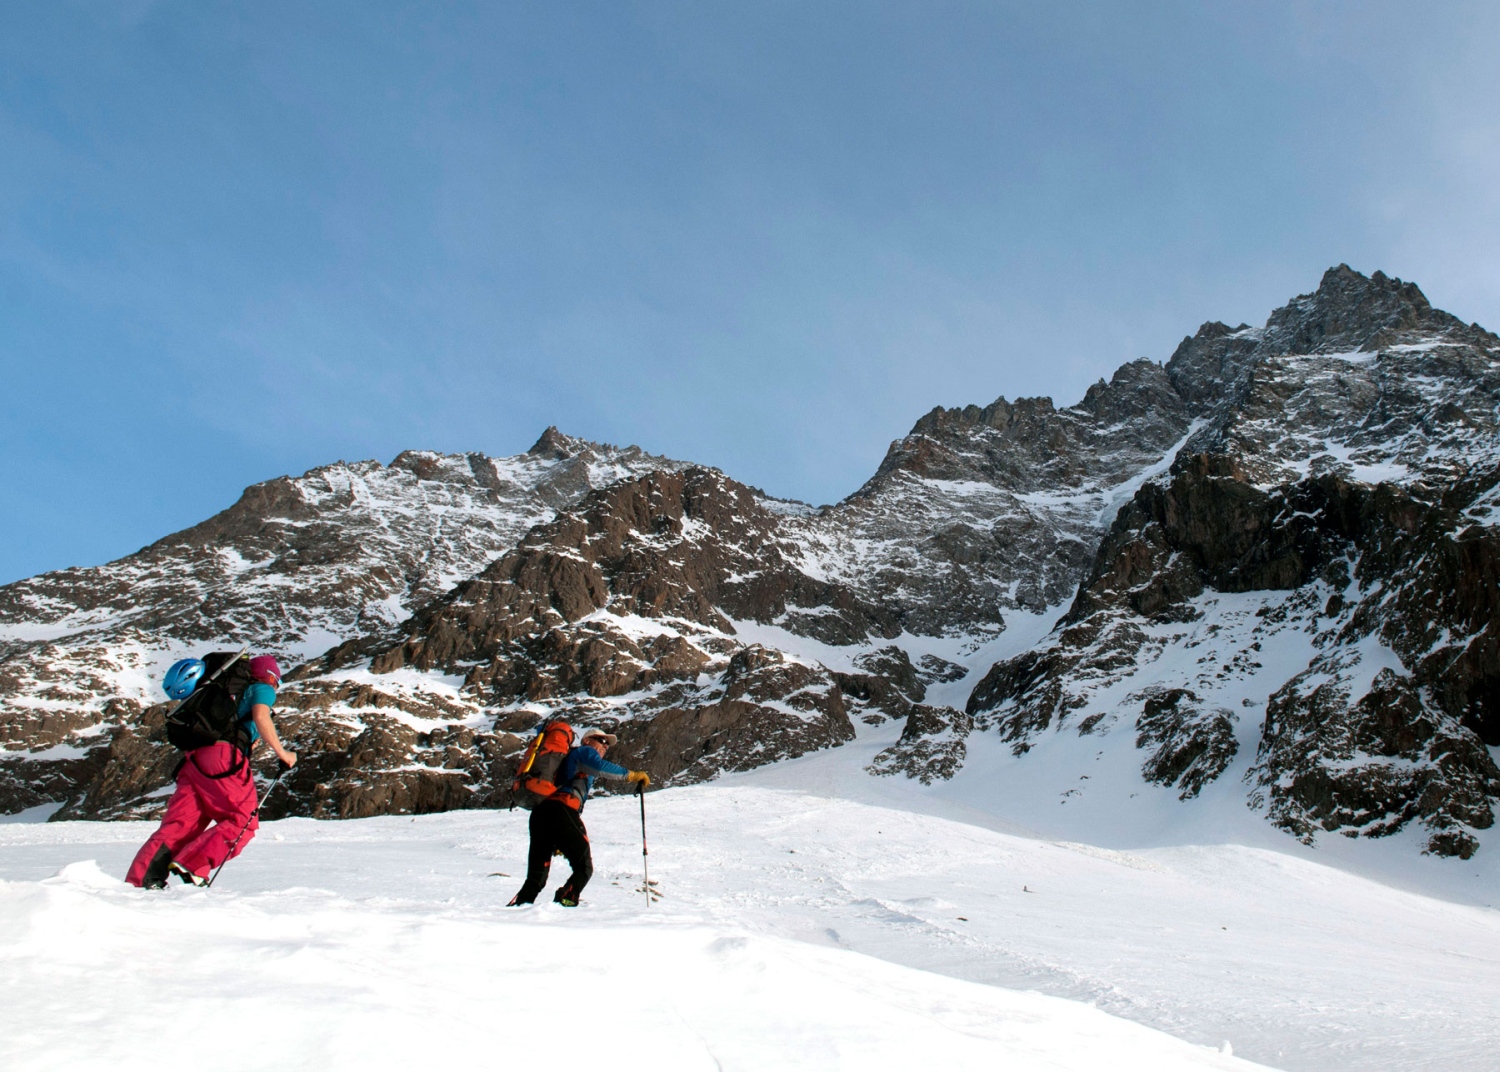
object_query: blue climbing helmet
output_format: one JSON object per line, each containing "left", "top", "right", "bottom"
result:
{"left": 162, "top": 658, "right": 207, "bottom": 700}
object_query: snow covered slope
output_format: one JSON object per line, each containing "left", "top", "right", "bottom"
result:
{"left": 780, "top": 356, "right": 1200, "bottom": 634}
{"left": 4, "top": 781, "right": 1496, "bottom": 1071}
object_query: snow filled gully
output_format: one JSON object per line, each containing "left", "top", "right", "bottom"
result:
{"left": 2, "top": 787, "right": 1497, "bottom": 1072}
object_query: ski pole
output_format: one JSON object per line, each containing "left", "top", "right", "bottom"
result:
{"left": 637, "top": 781, "right": 650, "bottom": 909}
{"left": 207, "top": 760, "right": 288, "bottom": 888}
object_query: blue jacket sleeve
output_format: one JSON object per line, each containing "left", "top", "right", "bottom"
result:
{"left": 575, "top": 750, "right": 630, "bottom": 778}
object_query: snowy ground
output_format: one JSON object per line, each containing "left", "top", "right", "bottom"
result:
{"left": 0, "top": 805, "right": 1264, "bottom": 1072}
{"left": 730, "top": 716, "right": 1500, "bottom": 1072}
{"left": 4, "top": 768, "right": 1498, "bottom": 1071}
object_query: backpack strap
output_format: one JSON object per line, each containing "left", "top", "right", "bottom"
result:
{"left": 189, "top": 746, "right": 249, "bottom": 781}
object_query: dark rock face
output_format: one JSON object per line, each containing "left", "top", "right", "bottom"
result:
{"left": 1239, "top": 473, "right": 1500, "bottom": 857}
{"left": 832, "top": 646, "right": 946, "bottom": 724}
{"left": 606, "top": 646, "right": 855, "bottom": 785}
{"left": 0, "top": 749, "right": 108, "bottom": 816}
{"left": 364, "top": 468, "right": 900, "bottom": 680}
{"left": 867, "top": 704, "right": 972, "bottom": 784}
{"left": 1164, "top": 321, "right": 1262, "bottom": 411}
{"left": 1133, "top": 687, "right": 1238, "bottom": 801}
{"left": 1254, "top": 666, "right": 1497, "bottom": 859}
{"left": 332, "top": 469, "right": 882, "bottom": 797}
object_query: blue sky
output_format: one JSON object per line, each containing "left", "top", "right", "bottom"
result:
{"left": 2, "top": 1, "right": 1498, "bottom": 584}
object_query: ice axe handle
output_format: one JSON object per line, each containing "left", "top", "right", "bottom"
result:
{"left": 637, "top": 781, "right": 650, "bottom": 908}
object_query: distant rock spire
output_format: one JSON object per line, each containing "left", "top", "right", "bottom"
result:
{"left": 527, "top": 426, "right": 587, "bottom": 460}
{"left": 1257, "top": 263, "right": 1454, "bottom": 357}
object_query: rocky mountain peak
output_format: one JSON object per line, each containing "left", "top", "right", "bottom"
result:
{"left": 527, "top": 425, "right": 594, "bottom": 460}
{"left": 963, "top": 268, "right": 1500, "bottom": 857}
{"left": 1075, "top": 358, "right": 1180, "bottom": 424}
{"left": 1166, "top": 265, "right": 1498, "bottom": 419}
{"left": 1164, "top": 320, "right": 1262, "bottom": 411}
{"left": 871, "top": 355, "right": 1188, "bottom": 499}
{"left": 1258, "top": 264, "right": 1456, "bottom": 357}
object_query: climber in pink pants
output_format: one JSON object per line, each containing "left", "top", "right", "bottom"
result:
{"left": 125, "top": 741, "right": 260, "bottom": 885}
{"left": 126, "top": 654, "right": 297, "bottom": 888}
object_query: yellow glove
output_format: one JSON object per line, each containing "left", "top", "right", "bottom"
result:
{"left": 627, "top": 770, "right": 651, "bottom": 787}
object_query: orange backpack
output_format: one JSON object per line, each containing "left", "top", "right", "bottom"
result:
{"left": 510, "top": 721, "right": 575, "bottom": 809}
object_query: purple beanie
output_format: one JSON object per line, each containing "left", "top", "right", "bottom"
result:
{"left": 249, "top": 655, "right": 281, "bottom": 685}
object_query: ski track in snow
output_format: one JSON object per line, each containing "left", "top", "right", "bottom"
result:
{"left": 4, "top": 774, "right": 1499, "bottom": 1071}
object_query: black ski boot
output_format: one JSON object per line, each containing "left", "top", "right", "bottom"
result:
{"left": 170, "top": 862, "right": 207, "bottom": 887}
{"left": 140, "top": 846, "right": 174, "bottom": 890}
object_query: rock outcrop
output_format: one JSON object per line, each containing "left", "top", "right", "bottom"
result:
{"left": 315, "top": 468, "right": 889, "bottom": 798}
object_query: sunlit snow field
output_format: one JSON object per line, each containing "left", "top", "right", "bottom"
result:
{"left": 3, "top": 737, "right": 1499, "bottom": 1072}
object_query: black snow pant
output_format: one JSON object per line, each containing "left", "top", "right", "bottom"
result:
{"left": 510, "top": 798, "right": 593, "bottom": 905}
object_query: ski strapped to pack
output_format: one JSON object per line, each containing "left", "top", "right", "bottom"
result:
{"left": 509, "top": 720, "right": 575, "bottom": 809}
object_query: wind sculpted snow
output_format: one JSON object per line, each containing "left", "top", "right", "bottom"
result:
{"left": 3, "top": 783, "right": 1497, "bottom": 1071}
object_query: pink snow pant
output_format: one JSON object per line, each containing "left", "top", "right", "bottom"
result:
{"left": 125, "top": 742, "right": 258, "bottom": 886}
